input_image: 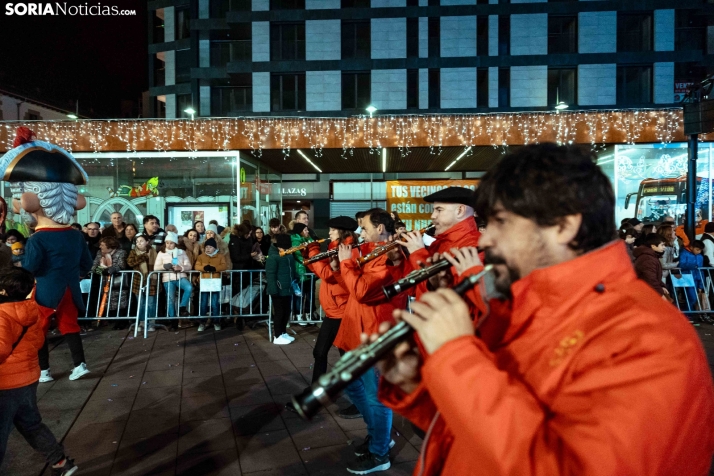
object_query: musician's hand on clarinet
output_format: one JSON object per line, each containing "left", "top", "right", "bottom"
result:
{"left": 397, "top": 289, "right": 473, "bottom": 355}
{"left": 442, "top": 247, "right": 483, "bottom": 276}
{"left": 426, "top": 252, "right": 452, "bottom": 289}
{"left": 337, "top": 244, "right": 352, "bottom": 263}
{"left": 385, "top": 236, "right": 403, "bottom": 265}
{"left": 362, "top": 321, "right": 422, "bottom": 395}
{"left": 329, "top": 256, "right": 340, "bottom": 271}
{"left": 396, "top": 231, "right": 425, "bottom": 254}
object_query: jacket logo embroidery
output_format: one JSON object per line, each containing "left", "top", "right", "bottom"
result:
{"left": 549, "top": 330, "right": 584, "bottom": 367}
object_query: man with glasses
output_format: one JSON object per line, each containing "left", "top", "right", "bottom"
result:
{"left": 84, "top": 223, "right": 101, "bottom": 258}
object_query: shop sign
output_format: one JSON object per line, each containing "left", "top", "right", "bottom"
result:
{"left": 282, "top": 187, "right": 308, "bottom": 197}
{"left": 675, "top": 81, "right": 695, "bottom": 102}
{"left": 386, "top": 180, "right": 479, "bottom": 230}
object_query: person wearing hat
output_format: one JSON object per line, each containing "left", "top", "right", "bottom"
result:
{"left": 154, "top": 231, "right": 193, "bottom": 321}
{"left": 194, "top": 237, "right": 228, "bottom": 332}
{"left": 290, "top": 222, "right": 317, "bottom": 324}
{"left": 10, "top": 241, "right": 24, "bottom": 267}
{"left": 266, "top": 233, "right": 299, "bottom": 345}
{"left": 397, "top": 186, "right": 481, "bottom": 300}
{"left": 0, "top": 127, "right": 94, "bottom": 383}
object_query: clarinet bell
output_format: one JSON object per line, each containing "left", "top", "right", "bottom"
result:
{"left": 292, "top": 385, "right": 329, "bottom": 421}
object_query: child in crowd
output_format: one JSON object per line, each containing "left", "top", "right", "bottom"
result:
{"left": 0, "top": 267, "right": 78, "bottom": 475}
{"left": 195, "top": 238, "right": 228, "bottom": 332}
{"left": 127, "top": 235, "right": 158, "bottom": 332}
{"left": 679, "top": 239, "right": 705, "bottom": 311}
{"left": 11, "top": 242, "right": 24, "bottom": 267}
{"left": 154, "top": 232, "right": 193, "bottom": 321}
{"left": 634, "top": 233, "right": 669, "bottom": 298}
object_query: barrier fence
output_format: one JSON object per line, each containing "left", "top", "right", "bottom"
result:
{"left": 669, "top": 267, "right": 714, "bottom": 324}
{"left": 78, "top": 269, "right": 322, "bottom": 339}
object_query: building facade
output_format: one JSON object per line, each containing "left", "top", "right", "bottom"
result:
{"left": 146, "top": 0, "right": 712, "bottom": 118}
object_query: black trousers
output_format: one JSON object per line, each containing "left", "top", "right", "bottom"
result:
{"left": 38, "top": 333, "right": 85, "bottom": 370}
{"left": 0, "top": 382, "right": 65, "bottom": 467}
{"left": 271, "top": 295, "right": 292, "bottom": 337}
{"left": 311, "top": 317, "right": 342, "bottom": 383}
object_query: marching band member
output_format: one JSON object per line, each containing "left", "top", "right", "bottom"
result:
{"left": 397, "top": 187, "right": 481, "bottom": 298}
{"left": 303, "top": 216, "right": 358, "bottom": 383}
{"left": 373, "top": 144, "right": 714, "bottom": 476}
{"left": 336, "top": 208, "right": 406, "bottom": 474}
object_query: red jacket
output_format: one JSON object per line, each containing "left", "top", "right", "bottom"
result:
{"left": 335, "top": 243, "right": 407, "bottom": 351}
{"left": 406, "top": 218, "right": 481, "bottom": 299}
{"left": 0, "top": 299, "right": 53, "bottom": 390}
{"left": 380, "top": 241, "right": 714, "bottom": 476}
{"left": 305, "top": 236, "right": 353, "bottom": 319}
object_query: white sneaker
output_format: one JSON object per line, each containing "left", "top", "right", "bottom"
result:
{"left": 148, "top": 326, "right": 156, "bottom": 332}
{"left": 214, "top": 323, "right": 221, "bottom": 331}
{"left": 39, "top": 369, "right": 54, "bottom": 383}
{"left": 198, "top": 324, "right": 206, "bottom": 332}
{"left": 282, "top": 333, "right": 295, "bottom": 342}
{"left": 273, "top": 335, "right": 292, "bottom": 345}
{"left": 69, "top": 363, "right": 90, "bottom": 381}
{"left": 295, "top": 314, "right": 308, "bottom": 327}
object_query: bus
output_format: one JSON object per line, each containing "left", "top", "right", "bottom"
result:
{"left": 624, "top": 176, "right": 709, "bottom": 225}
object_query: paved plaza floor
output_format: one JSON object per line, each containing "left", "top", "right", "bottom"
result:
{"left": 2, "top": 320, "right": 713, "bottom": 476}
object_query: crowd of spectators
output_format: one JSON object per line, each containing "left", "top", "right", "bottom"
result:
{"left": 622, "top": 216, "right": 714, "bottom": 322}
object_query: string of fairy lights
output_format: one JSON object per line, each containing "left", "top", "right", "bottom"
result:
{"left": 0, "top": 110, "right": 688, "bottom": 162}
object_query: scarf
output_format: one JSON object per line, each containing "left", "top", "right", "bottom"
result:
{"left": 206, "top": 249, "right": 219, "bottom": 258}
{"left": 135, "top": 248, "right": 149, "bottom": 275}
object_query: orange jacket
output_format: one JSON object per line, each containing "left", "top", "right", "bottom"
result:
{"left": 335, "top": 243, "right": 407, "bottom": 351}
{"left": 380, "top": 241, "right": 714, "bottom": 476}
{"left": 0, "top": 299, "right": 53, "bottom": 390}
{"left": 406, "top": 218, "right": 481, "bottom": 299}
{"left": 305, "top": 236, "right": 353, "bottom": 320}
{"left": 676, "top": 220, "right": 708, "bottom": 248}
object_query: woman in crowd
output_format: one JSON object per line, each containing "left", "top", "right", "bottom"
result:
{"left": 127, "top": 234, "right": 158, "bottom": 332}
{"left": 229, "top": 224, "right": 254, "bottom": 289}
{"left": 123, "top": 224, "right": 138, "bottom": 252}
{"left": 618, "top": 225, "right": 637, "bottom": 263}
{"left": 252, "top": 227, "right": 270, "bottom": 268}
{"left": 266, "top": 234, "right": 297, "bottom": 345}
{"left": 4, "top": 229, "right": 25, "bottom": 247}
{"left": 195, "top": 237, "right": 228, "bottom": 332}
{"left": 154, "top": 232, "right": 193, "bottom": 320}
{"left": 657, "top": 224, "right": 679, "bottom": 281}
{"left": 194, "top": 221, "right": 206, "bottom": 242}
{"left": 90, "top": 236, "right": 129, "bottom": 329}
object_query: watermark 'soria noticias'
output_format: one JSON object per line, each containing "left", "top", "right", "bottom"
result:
{"left": 5, "top": 3, "right": 137, "bottom": 16}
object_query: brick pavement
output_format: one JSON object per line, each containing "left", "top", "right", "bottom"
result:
{"left": 2, "top": 321, "right": 713, "bottom": 476}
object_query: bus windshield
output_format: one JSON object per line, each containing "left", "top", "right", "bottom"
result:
{"left": 637, "top": 195, "right": 685, "bottom": 223}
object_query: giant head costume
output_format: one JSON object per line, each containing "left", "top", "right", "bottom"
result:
{"left": 0, "top": 127, "right": 88, "bottom": 227}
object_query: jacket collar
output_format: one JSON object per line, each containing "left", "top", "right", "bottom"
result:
{"left": 432, "top": 218, "right": 479, "bottom": 247}
{"left": 505, "top": 241, "right": 636, "bottom": 340}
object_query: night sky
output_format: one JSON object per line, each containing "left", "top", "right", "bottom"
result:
{"left": 0, "top": 0, "right": 148, "bottom": 118}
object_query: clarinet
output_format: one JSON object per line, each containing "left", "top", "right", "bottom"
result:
{"left": 382, "top": 259, "right": 451, "bottom": 300}
{"left": 303, "top": 242, "right": 368, "bottom": 266}
{"left": 291, "top": 264, "right": 493, "bottom": 421}
{"left": 356, "top": 224, "right": 436, "bottom": 267}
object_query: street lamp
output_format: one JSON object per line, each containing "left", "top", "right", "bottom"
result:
{"left": 184, "top": 107, "right": 196, "bottom": 120}
{"left": 554, "top": 88, "right": 568, "bottom": 111}
{"left": 366, "top": 105, "right": 377, "bottom": 118}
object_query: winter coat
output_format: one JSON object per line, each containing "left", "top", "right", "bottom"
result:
{"left": 660, "top": 244, "right": 679, "bottom": 279}
{"left": 265, "top": 245, "right": 297, "bottom": 297}
{"left": 228, "top": 234, "right": 254, "bottom": 271}
{"left": 380, "top": 241, "right": 714, "bottom": 476}
{"left": 290, "top": 233, "right": 312, "bottom": 281}
{"left": 126, "top": 248, "right": 158, "bottom": 296}
{"left": 91, "top": 248, "right": 129, "bottom": 311}
{"left": 405, "top": 217, "right": 481, "bottom": 299}
{"left": 679, "top": 248, "right": 704, "bottom": 290}
{"left": 634, "top": 245, "right": 665, "bottom": 295}
{"left": 195, "top": 252, "right": 228, "bottom": 279}
{"left": 201, "top": 234, "right": 232, "bottom": 269}
{"left": 334, "top": 243, "right": 407, "bottom": 351}
{"left": 154, "top": 249, "right": 192, "bottom": 282}
{"left": 181, "top": 237, "right": 201, "bottom": 268}
{"left": 305, "top": 237, "right": 352, "bottom": 319}
{"left": 0, "top": 299, "right": 53, "bottom": 390}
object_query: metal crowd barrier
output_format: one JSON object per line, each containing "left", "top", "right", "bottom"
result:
{"left": 79, "top": 271, "right": 143, "bottom": 331}
{"left": 668, "top": 267, "right": 714, "bottom": 324}
{"left": 141, "top": 269, "right": 274, "bottom": 338}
